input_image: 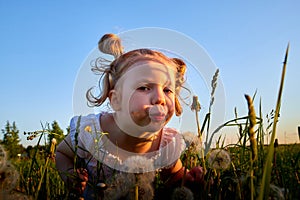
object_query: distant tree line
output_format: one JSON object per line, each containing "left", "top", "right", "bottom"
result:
{"left": 0, "top": 120, "right": 68, "bottom": 159}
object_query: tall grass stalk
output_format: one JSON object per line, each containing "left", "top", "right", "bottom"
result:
{"left": 26, "top": 123, "right": 48, "bottom": 195}
{"left": 34, "top": 138, "right": 56, "bottom": 200}
{"left": 245, "top": 94, "right": 257, "bottom": 200}
{"left": 258, "top": 43, "right": 289, "bottom": 200}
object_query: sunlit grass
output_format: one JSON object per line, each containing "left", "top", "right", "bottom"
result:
{"left": 2, "top": 44, "right": 299, "bottom": 199}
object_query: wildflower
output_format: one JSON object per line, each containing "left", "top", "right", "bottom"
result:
{"left": 207, "top": 149, "right": 231, "bottom": 170}
{"left": 172, "top": 186, "right": 194, "bottom": 200}
{"left": 84, "top": 125, "right": 92, "bottom": 133}
{"left": 182, "top": 132, "right": 202, "bottom": 154}
{"left": 51, "top": 138, "right": 57, "bottom": 145}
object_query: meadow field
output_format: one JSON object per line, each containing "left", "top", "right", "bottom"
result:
{"left": 1, "top": 45, "right": 299, "bottom": 200}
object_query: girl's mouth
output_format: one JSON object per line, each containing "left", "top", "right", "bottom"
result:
{"left": 148, "top": 105, "right": 167, "bottom": 122}
{"left": 149, "top": 114, "right": 166, "bottom": 122}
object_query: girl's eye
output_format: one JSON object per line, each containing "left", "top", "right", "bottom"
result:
{"left": 164, "top": 88, "right": 174, "bottom": 94}
{"left": 137, "top": 86, "right": 150, "bottom": 91}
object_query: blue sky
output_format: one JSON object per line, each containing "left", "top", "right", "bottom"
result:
{"left": 1, "top": 1, "right": 299, "bottom": 147}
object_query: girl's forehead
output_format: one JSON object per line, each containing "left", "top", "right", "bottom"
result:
{"left": 116, "top": 61, "right": 176, "bottom": 87}
{"left": 126, "top": 61, "right": 176, "bottom": 78}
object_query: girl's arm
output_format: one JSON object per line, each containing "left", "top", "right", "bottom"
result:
{"left": 55, "top": 134, "right": 88, "bottom": 195}
{"left": 160, "top": 159, "right": 184, "bottom": 186}
{"left": 160, "top": 159, "right": 204, "bottom": 187}
{"left": 55, "top": 134, "right": 76, "bottom": 182}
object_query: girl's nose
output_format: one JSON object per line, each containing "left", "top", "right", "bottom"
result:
{"left": 151, "top": 87, "right": 166, "bottom": 105}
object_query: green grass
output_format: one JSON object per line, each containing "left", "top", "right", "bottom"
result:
{"left": 2, "top": 44, "right": 299, "bottom": 199}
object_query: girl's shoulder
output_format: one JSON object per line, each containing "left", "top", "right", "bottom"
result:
{"left": 162, "top": 127, "right": 182, "bottom": 141}
{"left": 69, "top": 113, "right": 105, "bottom": 146}
{"left": 70, "top": 113, "right": 101, "bottom": 130}
{"left": 160, "top": 127, "right": 186, "bottom": 149}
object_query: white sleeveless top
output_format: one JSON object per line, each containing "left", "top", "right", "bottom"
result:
{"left": 69, "top": 113, "right": 185, "bottom": 174}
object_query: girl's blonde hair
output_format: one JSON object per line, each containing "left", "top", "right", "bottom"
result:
{"left": 87, "top": 33, "right": 187, "bottom": 116}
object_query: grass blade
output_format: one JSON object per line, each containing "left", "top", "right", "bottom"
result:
{"left": 258, "top": 43, "right": 289, "bottom": 200}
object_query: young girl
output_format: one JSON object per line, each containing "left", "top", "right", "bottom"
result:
{"left": 56, "top": 33, "right": 203, "bottom": 199}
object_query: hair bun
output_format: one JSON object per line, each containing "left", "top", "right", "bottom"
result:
{"left": 98, "top": 33, "right": 124, "bottom": 59}
{"left": 172, "top": 58, "right": 186, "bottom": 75}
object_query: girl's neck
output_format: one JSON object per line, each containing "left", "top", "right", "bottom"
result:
{"left": 101, "top": 113, "right": 162, "bottom": 153}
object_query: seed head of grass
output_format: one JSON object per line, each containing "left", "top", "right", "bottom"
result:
{"left": 245, "top": 94, "right": 258, "bottom": 161}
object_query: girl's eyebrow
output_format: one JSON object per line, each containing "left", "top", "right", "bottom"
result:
{"left": 137, "top": 77, "right": 172, "bottom": 84}
{"left": 137, "top": 80, "right": 174, "bottom": 88}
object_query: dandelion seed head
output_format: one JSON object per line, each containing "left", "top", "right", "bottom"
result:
{"left": 269, "top": 184, "right": 285, "bottom": 200}
{"left": 104, "top": 172, "right": 135, "bottom": 199}
{"left": 182, "top": 132, "right": 202, "bottom": 154}
{"left": 208, "top": 149, "right": 231, "bottom": 170}
{"left": 122, "top": 155, "right": 154, "bottom": 173}
{"left": 0, "top": 161, "right": 19, "bottom": 192}
{"left": 191, "top": 96, "right": 201, "bottom": 111}
{"left": 126, "top": 183, "right": 154, "bottom": 200}
{"left": 182, "top": 132, "right": 197, "bottom": 146}
{"left": 172, "top": 186, "right": 194, "bottom": 200}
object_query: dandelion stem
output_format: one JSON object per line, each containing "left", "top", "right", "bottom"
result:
{"left": 135, "top": 184, "right": 139, "bottom": 200}
{"left": 195, "top": 109, "right": 201, "bottom": 138}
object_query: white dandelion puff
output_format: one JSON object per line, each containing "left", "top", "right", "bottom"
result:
{"left": 172, "top": 186, "right": 194, "bottom": 200}
{"left": 122, "top": 155, "right": 155, "bottom": 173}
{"left": 269, "top": 184, "right": 285, "bottom": 200}
{"left": 104, "top": 172, "right": 135, "bottom": 200}
{"left": 182, "top": 131, "right": 202, "bottom": 154}
{"left": 0, "top": 161, "right": 19, "bottom": 192}
{"left": 207, "top": 149, "right": 231, "bottom": 170}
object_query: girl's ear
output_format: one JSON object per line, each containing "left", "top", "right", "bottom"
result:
{"left": 109, "top": 89, "right": 121, "bottom": 111}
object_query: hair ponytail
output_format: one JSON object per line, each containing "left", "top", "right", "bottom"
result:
{"left": 172, "top": 58, "right": 187, "bottom": 116}
{"left": 98, "top": 33, "right": 124, "bottom": 59}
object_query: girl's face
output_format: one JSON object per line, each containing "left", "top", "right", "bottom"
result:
{"left": 111, "top": 61, "right": 177, "bottom": 138}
